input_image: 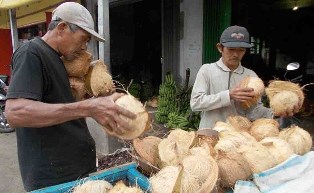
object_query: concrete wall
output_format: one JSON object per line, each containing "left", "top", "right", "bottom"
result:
{"left": 179, "top": 0, "right": 203, "bottom": 86}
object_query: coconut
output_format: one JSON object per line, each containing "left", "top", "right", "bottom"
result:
{"left": 72, "top": 180, "right": 113, "bottom": 193}
{"left": 212, "top": 121, "right": 235, "bottom": 132}
{"left": 226, "top": 115, "right": 252, "bottom": 132}
{"left": 217, "top": 151, "right": 252, "bottom": 188}
{"left": 180, "top": 154, "right": 218, "bottom": 193}
{"left": 279, "top": 125, "right": 313, "bottom": 155}
{"left": 85, "top": 60, "right": 114, "bottom": 97}
{"left": 62, "top": 51, "right": 92, "bottom": 77}
{"left": 214, "top": 131, "right": 256, "bottom": 153}
{"left": 104, "top": 94, "right": 151, "bottom": 140}
{"left": 237, "top": 143, "right": 277, "bottom": 173}
{"left": 260, "top": 137, "right": 294, "bottom": 165}
{"left": 238, "top": 76, "right": 265, "bottom": 109}
{"left": 69, "top": 77, "right": 86, "bottom": 101}
{"left": 167, "top": 129, "right": 197, "bottom": 148}
{"left": 269, "top": 91, "right": 299, "bottom": 116}
{"left": 149, "top": 165, "right": 182, "bottom": 193}
{"left": 265, "top": 80, "right": 304, "bottom": 116}
{"left": 132, "top": 136, "right": 162, "bottom": 166}
{"left": 108, "top": 181, "right": 143, "bottom": 193}
{"left": 249, "top": 118, "right": 279, "bottom": 141}
{"left": 198, "top": 136, "right": 218, "bottom": 159}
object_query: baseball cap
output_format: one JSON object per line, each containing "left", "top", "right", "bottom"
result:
{"left": 220, "top": 25, "right": 252, "bottom": 48}
{"left": 52, "top": 2, "right": 105, "bottom": 42}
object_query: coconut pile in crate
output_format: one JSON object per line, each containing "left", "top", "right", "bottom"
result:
{"left": 63, "top": 51, "right": 151, "bottom": 140}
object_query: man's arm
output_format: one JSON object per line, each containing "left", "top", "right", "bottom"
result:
{"left": 5, "top": 93, "right": 136, "bottom": 133}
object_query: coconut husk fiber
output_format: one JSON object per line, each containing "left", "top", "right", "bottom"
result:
{"left": 69, "top": 77, "right": 86, "bottom": 101}
{"left": 85, "top": 60, "right": 114, "bottom": 97}
{"left": 132, "top": 136, "right": 162, "bottom": 166}
{"left": 238, "top": 76, "right": 265, "bottom": 109}
{"left": 226, "top": 115, "right": 252, "bottom": 132}
{"left": 265, "top": 80, "right": 304, "bottom": 116}
{"left": 62, "top": 51, "right": 92, "bottom": 77}
{"left": 249, "top": 118, "right": 279, "bottom": 141}
{"left": 104, "top": 94, "right": 151, "bottom": 140}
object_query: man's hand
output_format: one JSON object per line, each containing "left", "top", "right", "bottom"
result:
{"left": 230, "top": 86, "right": 255, "bottom": 102}
{"left": 89, "top": 93, "right": 137, "bottom": 134}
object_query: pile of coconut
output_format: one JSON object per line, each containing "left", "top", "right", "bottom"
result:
{"left": 72, "top": 179, "right": 143, "bottom": 193}
{"left": 133, "top": 117, "right": 313, "bottom": 192}
{"left": 63, "top": 51, "right": 151, "bottom": 140}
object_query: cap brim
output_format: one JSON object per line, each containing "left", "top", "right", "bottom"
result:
{"left": 80, "top": 26, "right": 105, "bottom": 42}
{"left": 221, "top": 42, "right": 253, "bottom": 48}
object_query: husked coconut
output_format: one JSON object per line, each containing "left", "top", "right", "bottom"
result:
{"left": 85, "top": 60, "right": 114, "bottom": 97}
{"left": 215, "top": 131, "right": 256, "bottom": 153}
{"left": 269, "top": 91, "right": 299, "bottom": 116}
{"left": 198, "top": 137, "right": 218, "bottom": 159}
{"left": 62, "top": 51, "right": 92, "bottom": 77}
{"left": 72, "top": 180, "right": 112, "bottom": 193}
{"left": 217, "top": 151, "right": 252, "bottom": 188}
{"left": 104, "top": 94, "right": 151, "bottom": 140}
{"left": 265, "top": 80, "right": 304, "bottom": 116}
{"left": 69, "top": 77, "right": 86, "bottom": 101}
{"left": 167, "top": 129, "right": 197, "bottom": 148}
{"left": 250, "top": 118, "right": 279, "bottom": 141}
{"left": 279, "top": 125, "right": 313, "bottom": 155}
{"left": 238, "top": 76, "right": 265, "bottom": 109}
{"left": 226, "top": 115, "right": 252, "bottom": 132}
{"left": 149, "top": 165, "right": 182, "bottom": 193}
{"left": 133, "top": 136, "right": 162, "bottom": 166}
{"left": 213, "top": 121, "right": 235, "bottom": 132}
{"left": 108, "top": 181, "right": 143, "bottom": 193}
{"left": 237, "top": 143, "right": 277, "bottom": 173}
{"left": 180, "top": 154, "right": 218, "bottom": 193}
{"left": 260, "top": 137, "right": 294, "bottom": 165}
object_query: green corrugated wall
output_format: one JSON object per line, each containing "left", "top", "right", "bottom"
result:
{"left": 203, "top": 0, "right": 231, "bottom": 64}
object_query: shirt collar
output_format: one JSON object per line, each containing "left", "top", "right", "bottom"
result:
{"left": 217, "top": 57, "right": 244, "bottom": 74}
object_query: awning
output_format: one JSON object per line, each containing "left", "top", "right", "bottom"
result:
{"left": 0, "top": 0, "right": 41, "bottom": 9}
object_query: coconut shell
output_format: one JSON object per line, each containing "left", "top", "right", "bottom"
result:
{"left": 132, "top": 136, "right": 162, "bottom": 166}
{"left": 279, "top": 125, "right": 313, "bottom": 155}
{"left": 104, "top": 94, "right": 151, "bottom": 140}
{"left": 238, "top": 76, "right": 265, "bottom": 109}
{"left": 85, "top": 60, "right": 114, "bottom": 97}
{"left": 217, "top": 151, "right": 252, "bottom": 188}
{"left": 260, "top": 137, "right": 294, "bottom": 165}
{"left": 68, "top": 77, "right": 86, "bottom": 101}
{"left": 226, "top": 115, "right": 252, "bottom": 132}
{"left": 250, "top": 118, "right": 279, "bottom": 141}
{"left": 62, "top": 51, "right": 92, "bottom": 77}
{"left": 269, "top": 91, "right": 299, "bottom": 116}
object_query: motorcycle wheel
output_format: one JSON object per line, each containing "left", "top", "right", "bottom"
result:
{"left": 0, "top": 120, "right": 14, "bottom": 133}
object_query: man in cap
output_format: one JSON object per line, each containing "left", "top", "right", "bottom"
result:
{"left": 190, "top": 25, "right": 273, "bottom": 129}
{"left": 6, "top": 2, "right": 136, "bottom": 191}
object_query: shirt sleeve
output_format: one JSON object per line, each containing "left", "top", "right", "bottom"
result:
{"left": 190, "top": 65, "right": 231, "bottom": 111}
{"left": 7, "top": 48, "right": 44, "bottom": 101}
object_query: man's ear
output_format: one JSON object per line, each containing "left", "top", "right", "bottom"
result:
{"left": 56, "top": 22, "right": 68, "bottom": 35}
{"left": 216, "top": 43, "right": 223, "bottom": 53}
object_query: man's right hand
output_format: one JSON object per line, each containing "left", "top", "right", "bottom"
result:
{"left": 229, "top": 86, "right": 255, "bottom": 102}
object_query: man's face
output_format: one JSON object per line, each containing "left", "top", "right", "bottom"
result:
{"left": 217, "top": 44, "right": 247, "bottom": 70}
{"left": 57, "top": 22, "right": 91, "bottom": 59}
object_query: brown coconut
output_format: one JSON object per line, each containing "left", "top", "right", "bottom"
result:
{"left": 104, "top": 94, "right": 151, "bottom": 140}
{"left": 226, "top": 115, "right": 252, "bottom": 132}
{"left": 85, "top": 60, "right": 114, "bottom": 97}
{"left": 62, "top": 51, "right": 92, "bottom": 77}
{"left": 217, "top": 151, "right": 252, "bottom": 188}
{"left": 238, "top": 76, "right": 265, "bottom": 109}
{"left": 167, "top": 129, "right": 197, "bottom": 148}
{"left": 132, "top": 136, "right": 162, "bottom": 166}
{"left": 68, "top": 77, "right": 86, "bottom": 101}
{"left": 250, "top": 118, "right": 280, "bottom": 141}
{"left": 72, "top": 180, "right": 113, "bottom": 193}
{"left": 269, "top": 91, "right": 299, "bottom": 116}
{"left": 260, "top": 137, "right": 294, "bottom": 165}
{"left": 180, "top": 154, "right": 218, "bottom": 193}
{"left": 279, "top": 125, "right": 313, "bottom": 155}
{"left": 215, "top": 131, "right": 256, "bottom": 153}
{"left": 149, "top": 165, "right": 182, "bottom": 193}
{"left": 237, "top": 143, "right": 277, "bottom": 173}
{"left": 265, "top": 80, "right": 304, "bottom": 116}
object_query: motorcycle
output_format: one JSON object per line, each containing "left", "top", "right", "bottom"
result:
{"left": 0, "top": 79, "right": 14, "bottom": 133}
